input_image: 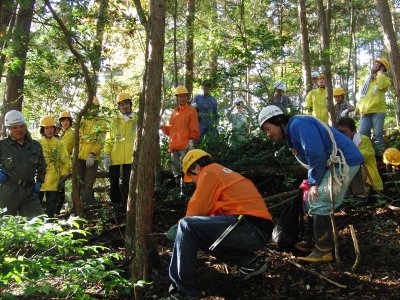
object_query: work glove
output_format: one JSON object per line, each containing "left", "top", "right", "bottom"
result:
{"left": 0, "top": 169, "right": 8, "bottom": 184}
{"left": 86, "top": 153, "right": 96, "bottom": 168}
{"left": 340, "top": 109, "right": 349, "bottom": 117}
{"left": 33, "top": 182, "right": 42, "bottom": 194}
{"left": 166, "top": 223, "right": 178, "bottom": 241}
{"left": 103, "top": 154, "right": 112, "bottom": 169}
{"left": 187, "top": 139, "right": 194, "bottom": 150}
{"left": 57, "top": 177, "right": 66, "bottom": 191}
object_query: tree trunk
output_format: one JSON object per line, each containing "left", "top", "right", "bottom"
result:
{"left": 3, "top": 0, "right": 36, "bottom": 114}
{"left": 126, "top": 0, "right": 150, "bottom": 268}
{"left": 185, "top": 0, "right": 195, "bottom": 97}
{"left": 316, "top": 0, "right": 335, "bottom": 126}
{"left": 376, "top": 0, "right": 400, "bottom": 125}
{"left": 0, "top": 0, "right": 17, "bottom": 83}
{"left": 45, "top": 0, "right": 109, "bottom": 216}
{"left": 173, "top": 0, "right": 178, "bottom": 86}
{"left": 345, "top": 0, "right": 355, "bottom": 91}
{"left": 297, "top": 0, "right": 313, "bottom": 95}
{"left": 129, "top": 1, "right": 166, "bottom": 298}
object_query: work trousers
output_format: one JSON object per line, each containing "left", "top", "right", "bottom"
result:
{"left": 169, "top": 215, "right": 271, "bottom": 297}
{"left": 77, "top": 159, "right": 98, "bottom": 208}
{"left": 109, "top": 164, "right": 131, "bottom": 204}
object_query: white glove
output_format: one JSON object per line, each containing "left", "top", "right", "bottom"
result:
{"left": 340, "top": 109, "right": 349, "bottom": 117}
{"left": 187, "top": 139, "right": 194, "bottom": 150}
{"left": 103, "top": 154, "right": 111, "bottom": 169}
{"left": 86, "top": 153, "right": 96, "bottom": 168}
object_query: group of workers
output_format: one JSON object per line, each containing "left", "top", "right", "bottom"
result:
{"left": 0, "top": 93, "right": 136, "bottom": 218}
{"left": 164, "top": 58, "right": 397, "bottom": 299}
{"left": 0, "top": 58, "right": 398, "bottom": 299}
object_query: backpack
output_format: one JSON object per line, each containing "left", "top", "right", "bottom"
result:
{"left": 272, "top": 188, "right": 305, "bottom": 250}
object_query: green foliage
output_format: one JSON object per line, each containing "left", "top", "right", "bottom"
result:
{"left": 0, "top": 215, "right": 132, "bottom": 298}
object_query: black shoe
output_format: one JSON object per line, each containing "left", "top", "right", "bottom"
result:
{"left": 238, "top": 256, "right": 268, "bottom": 280}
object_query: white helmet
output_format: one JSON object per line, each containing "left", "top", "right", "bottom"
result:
{"left": 311, "top": 71, "right": 319, "bottom": 78}
{"left": 274, "top": 82, "right": 286, "bottom": 90}
{"left": 258, "top": 105, "right": 284, "bottom": 128}
{"left": 4, "top": 110, "right": 25, "bottom": 127}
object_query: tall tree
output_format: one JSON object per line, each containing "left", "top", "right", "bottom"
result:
{"left": 298, "top": 0, "right": 313, "bottom": 94}
{"left": 129, "top": 2, "right": 166, "bottom": 299}
{"left": 0, "top": 0, "right": 17, "bottom": 84}
{"left": 316, "top": 0, "right": 335, "bottom": 126}
{"left": 3, "top": 0, "right": 36, "bottom": 114}
{"left": 376, "top": 0, "right": 400, "bottom": 125}
{"left": 185, "top": 0, "right": 195, "bottom": 96}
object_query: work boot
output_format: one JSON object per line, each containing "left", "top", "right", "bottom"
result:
{"left": 297, "top": 215, "right": 333, "bottom": 263}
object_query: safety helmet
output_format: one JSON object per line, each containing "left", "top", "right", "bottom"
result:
{"left": 4, "top": 110, "right": 25, "bottom": 127}
{"left": 311, "top": 71, "right": 320, "bottom": 78}
{"left": 182, "top": 149, "right": 211, "bottom": 182}
{"left": 116, "top": 92, "right": 131, "bottom": 105}
{"left": 274, "top": 82, "right": 286, "bottom": 90}
{"left": 383, "top": 148, "right": 400, "bottom": 166}
{"left": 258, "top": 105, "right": 284, "bottom": 129}
{"left": 59, "top": 111, "right": 72, "bottom": 120}
{"left": 175, "top": 86, "right": 188, "bottom": 95}
{"left": 333, "top": 87, "right": 346, "bottom": 97}
{"left": 40, "top": 115, "right": 56, "bottom": 127}
{"left": 375, "top": 58, "right": 390, "bottom": 71}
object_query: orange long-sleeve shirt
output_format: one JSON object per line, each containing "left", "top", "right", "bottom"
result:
{"left": 186, "top": 163, "right": 272, "bottom": 220}
{"left": 161, "top": 105, "right": 200, "bottom": 152}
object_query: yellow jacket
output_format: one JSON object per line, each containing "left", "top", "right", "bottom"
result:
{"left": 40, "top": 137, "right": 70, "bottom": 191}
{"left": 356, "top": 73, "right": 391, "bottom": 114}
{"left": 78, "top": 117, "right": 108, "bottom": 160}
{"left": 305, "top": 88, "right": 329, "bottom": 123}
{"left": 60, "top": 127, "right": 75, "bottom": 156}
{"left": 359, "top": 135, "right": 383, "bottom": 190}
{"left": 104, "top": 114, "right": 137, "bottom": 165}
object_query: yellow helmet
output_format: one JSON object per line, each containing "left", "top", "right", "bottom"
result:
{"left": 59, "top": 111, "right": 72, "bottom": 120}
{"left": 116, "top": 92, "right": 131, "bottom": 105}
{"left": 375, "top": 58, "right": 390, "bottom": 71}
{"left": 40, "top": 115, "right": 55, "bottom": 127}
{"left": 333, "top": 87, "right": 345, "bottom": 97}
{"left": 383, "top": 148, "right": 400, "bottom": 165}
{"left": 175, "top": 86, "right": 188, "bottom": 95}
{"left": 182, "top": 149, "right": 211, "bottom": 182}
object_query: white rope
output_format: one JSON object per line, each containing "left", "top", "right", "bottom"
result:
{"left": 291, "top": 116, "right": 349, "bottom": 195}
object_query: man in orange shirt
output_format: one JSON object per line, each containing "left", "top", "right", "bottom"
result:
{"left": 161, "top": 86, "right": 200, "bottom": 186}
{"left": 167, "top": 149, "right": 273, "bottom": 299}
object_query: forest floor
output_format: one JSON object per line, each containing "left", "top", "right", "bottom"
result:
{"left": 93, "top": 167, "right": 400, "bottom": 300}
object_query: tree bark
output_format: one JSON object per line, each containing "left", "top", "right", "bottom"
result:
{"left": 376, "top": 0, "right": 400, "bottom": 125}
{"left": 185, "top": 0, "right": 195, "bottom": 97}
{"left": 173, "top": 0, "right": 178, "bottom": 86}
{"left": 0, "top": 0, "right": 17, "bottom": 83}
{"left": 4, "top": 0, "right": 36, "bottom": 114}
{"left": 129, "top": 1, "right": 166, "bottom": 297}
{"left": 297, "top": 0, "right": 313, "bottom": 95}
{"left": 316, "top": 0, "right": 335, "bottom": 126}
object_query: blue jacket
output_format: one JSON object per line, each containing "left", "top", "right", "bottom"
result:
{"left": 286, "top": 115, "right": 364, "bottom": 186}
{"left": 191, "top": 94, "right": 218, "bottom": 129}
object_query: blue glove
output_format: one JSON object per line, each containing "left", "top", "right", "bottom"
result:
{"left": 57, "top": 177, "right": 65, "bottom": 191}
{"left": 33, "top": 182, "right": 42, "bottom": 193}
{"left": 0, "top": 169, "right": 7, "bottom": 183}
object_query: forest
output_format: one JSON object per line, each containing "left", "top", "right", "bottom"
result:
{"left": 0, "top": 0, "right": 400, "bottom": 299}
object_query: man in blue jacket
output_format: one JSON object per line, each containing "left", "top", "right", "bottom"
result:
{"left": 191, "top": 80, "right": 219, "bottom": 142}
{"left": 258, "top": 105, "right": 364, "bottom": 262}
